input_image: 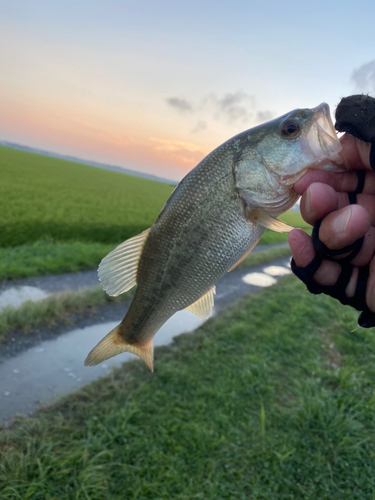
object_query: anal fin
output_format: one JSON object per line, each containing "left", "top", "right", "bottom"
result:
{"left": 84, "top": 324, "right": 154, "bottom": 371}
{"left": 247, "top": 208, "right": 293, "bottom": 233}
{"left": 186, "top": 286, "right": 216, "bottom": 319}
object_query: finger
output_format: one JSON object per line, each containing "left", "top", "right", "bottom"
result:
{"left": 318, "top": 205, "right": 371, "bottom": 250}
{"left": 348, "top": 227, "right": 375, "bottom": 267}
{"left": 294, "top": 168, "right": 375, "bottom": 196}
{"left": 289, "top": 229, "right": 374, "bottom": 314}
{"left": 300, "top": 183, "right": 375, "bottom": 226}
{"left": 288, "top": 229, "right": 340, "bottom": 286}
{"left": 294, "top": 134, "right": 373, "bottom": 195}
{"left": 288, "top": 229, "right": 315, "bottom": 266}
{"left": 299, "top": 185, "right": 375, "bottom": 268}
{"left": 311, "top": 204, "right": 374, "bottom": 269}
{"left": 317, "top": 206, "right": 375, "bottom": 268}
{"left": 340, "top": 134, "right": 372, "bottom": 170}
{"left": 300, "top": 183, "right": 338, "bottom": 224}
{"left": 345, "top": 267, "right": 359, "bottom": 299}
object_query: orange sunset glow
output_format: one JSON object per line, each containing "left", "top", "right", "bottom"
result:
{"left": 1, "top": 1, "right": 374, "bottom": 181}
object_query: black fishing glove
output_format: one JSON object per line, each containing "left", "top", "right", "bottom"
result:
{"left": 335, "top": 94, "right": 375, "bottom": 171}
{"left": 291, "top": 94, "right": 375, "bottom": 327}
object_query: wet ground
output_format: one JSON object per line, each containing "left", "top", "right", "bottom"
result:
{"left": 0, "top": 253, "right": 291, "bottom": 426}
{"left": 0, "top": 312, "right": 205, "bottom": 424}
{"left": 0, "top": 243, "right": 288, "bottom": 297}
{"left": 0, "top": 269, "right": 99, "bottom": 307}
{"left": 0, "top": 286, "right": 49, "bottom": 311}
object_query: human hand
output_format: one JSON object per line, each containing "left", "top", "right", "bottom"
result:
{"left": 289, "top": 94, "right": 375, "bottom": 327}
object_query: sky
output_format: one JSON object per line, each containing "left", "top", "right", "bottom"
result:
{"left": 1, "top": 0, "right": 375, "bottom": 182}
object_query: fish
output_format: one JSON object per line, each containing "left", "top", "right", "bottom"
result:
{"left": 85, "top": 103, "right": 343, "bottom": 371}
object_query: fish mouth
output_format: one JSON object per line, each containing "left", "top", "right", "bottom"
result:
{"left": 306, "top": 102, "right": 345, "bottom": 170}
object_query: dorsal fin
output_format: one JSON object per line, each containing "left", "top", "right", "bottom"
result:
{"left": 98, "top": 228, "right": 151, "bottom": 297}
{"left": 186, "top": 286, "right": 216, "bottom": 319}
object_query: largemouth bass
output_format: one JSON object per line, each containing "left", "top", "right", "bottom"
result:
{"left": 85, "top": 103, "right": 343, "bottom": 371}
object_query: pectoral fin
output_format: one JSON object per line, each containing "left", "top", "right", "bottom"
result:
{"left": 247, "top": 208, "right": 293, "bottom": 233}
{"left": 186, "top": 286, "right": 216, "bottom": 319}
{"left": 98, "top": 228, "right": 151, "bottom": 296}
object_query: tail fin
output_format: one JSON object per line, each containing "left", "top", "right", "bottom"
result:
{"left": 84, "top": 324, "right": 154, "bottom": 371}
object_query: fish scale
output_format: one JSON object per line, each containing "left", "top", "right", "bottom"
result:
{"left": 86, "top": 102, "right": 344, "bottom": 371}
{"left": 125, "top": 173, "right": 265, "bottom": 345}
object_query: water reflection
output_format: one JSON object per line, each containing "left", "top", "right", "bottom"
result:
{"left": 263, "top": 265, "right": 292, "bottom": 276}
{"left": 242, "top": 272, "right": 277, "bottom": 287}
{"left": 0, "top": 310, "right": 205, "bottom": 424}
{"left": 0, "top": 286, "right": 48, "bottom": 311}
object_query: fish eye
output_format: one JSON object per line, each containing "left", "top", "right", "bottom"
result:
{"left": 280, "top": 119, "right": 302, "bottom": 140}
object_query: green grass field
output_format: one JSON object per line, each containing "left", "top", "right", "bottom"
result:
{"left": 0, "top": 146, "right": 174, "bottom": 247}
{"left": 0, "top": 146, "right": 174, "bottom": 280}
{"left": 1, "top": 276, "right": 375, "bottom": 499}
{"left": 1, "top": 146, "right": 308, "bottom": 280}
{"left": 238, "top": 244, "right": 291, "bottom": 270}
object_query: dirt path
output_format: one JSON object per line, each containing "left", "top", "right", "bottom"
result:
{"left": 0, "top": 250, "right": 292, "bottom": 426}
{"left": 0, "top": 243, "right": 288, "bottom": 295}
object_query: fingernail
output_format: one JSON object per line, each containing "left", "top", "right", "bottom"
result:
{"left": 305, "top": 190, "right": 311, "bottom": 214}
{"left": 333, "top": 208, "right": 352, "bottom": 233}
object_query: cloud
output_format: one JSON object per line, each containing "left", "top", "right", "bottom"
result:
{"left": 351, "top": 60, "right": 375, "bottom": 94}
{"left": 207, "top": 90, "right": 255, "bottom": 124}
{"left": 165, "top": 90, "right": 273, "bottom": 130}
{"left": 166, "top": 97, "right": 193, "bottom": 112}
{"left": 255, "top": 110, "right": 274, "bottom": 124}
{"left": 191, "top": 120, "right": 207, "bottom": 133}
